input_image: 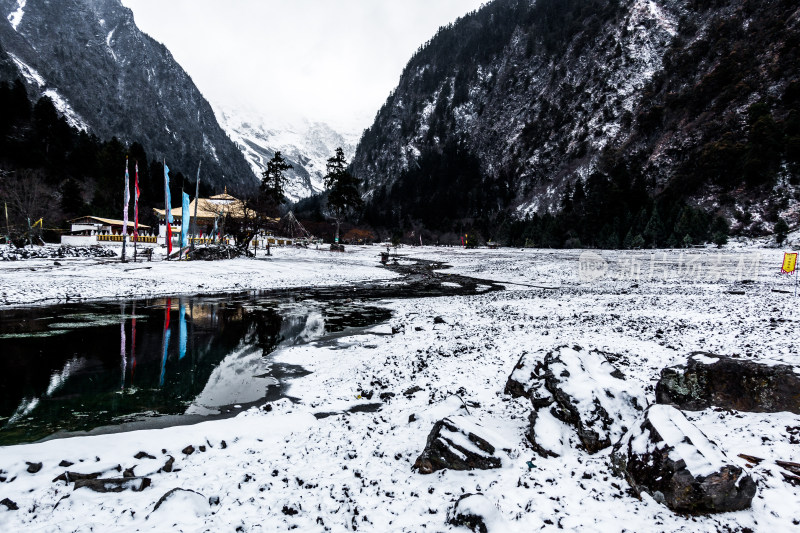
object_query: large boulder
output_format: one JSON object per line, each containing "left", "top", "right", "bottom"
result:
{"left": 413, "top": 416, "right": 504, "bottom": 474}
{"left": 612, "top": 404, "right": 756, "bottom": 513}
{"left": 656, "top": 352, "right": 800, "bottom": 413}
{"left": 509, "top": 346, "right": 646, "bottom": 456}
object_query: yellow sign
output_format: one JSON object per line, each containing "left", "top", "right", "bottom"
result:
{"left": 782, "top": 252, "right": 797, "bottom": 274}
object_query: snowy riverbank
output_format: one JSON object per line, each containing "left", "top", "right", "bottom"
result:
{"left": 0, "top": 245, "right": 399, "bottom": 307}
{"left": 0, "top": 245, "right": 798, "bottom": 531}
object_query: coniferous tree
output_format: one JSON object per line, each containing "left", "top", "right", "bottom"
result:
{"left": 773, "top": 218, "right": 789, "bottom": 244}
{"left": 324, "top": 147, "right": 362, "bottom": 244}
{"left": 260, "top": 151, "right": 292, "bottom": 211}
{"left": 60, "top": 178, "right": 85, "bottom": 217}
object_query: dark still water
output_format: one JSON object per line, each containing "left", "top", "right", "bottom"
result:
{"left": 0, "top": 294, "right": 391, "bottom": 445}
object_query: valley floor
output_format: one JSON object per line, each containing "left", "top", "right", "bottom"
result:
{"left": 0, "top": 245, "right": 798, "bottom": 532}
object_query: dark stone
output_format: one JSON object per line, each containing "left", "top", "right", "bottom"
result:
{"left": 152, "top": 488, "right": 205, "bottom": 512}
{"left": 58, "top": 460, "right": 74, "bottom": 468}
{"left": 282, "top": 505, "right": 299, "bottom": 515}
{"left": 413, "top": 416, "right": 502, "bottom": 474}
{"left": 182, "top": 445, "right": 195, "bottom": 456}
{"left": 611, "top": 405, "right": 756, "bottom": 513}
{"left": 161, "top": 456, "right": 175, "bottom": 473}
{"left": 53, "top": 471, "right": 101, "bottom": 483}
{"left": 433, "top": 316, "right": 446, "bottom": 324}
{"left": 404, "top": 385, "right": 423, "bottom": 397}
{"left": 447, "top": 494, "right": 498, "bottom": 533}
{"left": 379, "top": 392, "right": 396, "bottom": 401}
{"left": 74, "top": 477, "right": 151, "bottom": 493}
{"left": 26, "top": 462, "right": 43, "bottom": 474}
{"left": 358, "top": 389, "right": 373, "bottom": 400}
{"left": 656, "top": 353, "right": 800, "bottom": 413}
{"left": 220, "top": 440, "right": 227, "bottom": 449}
{"left": 134, "top": 451, "right": 156, "bottom": 460}
{"left": 0, "top": 498, "right": 18, "bottom": 511}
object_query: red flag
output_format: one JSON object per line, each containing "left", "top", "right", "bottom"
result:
{"left": 134, "top": 162, "right": 140, "bottom": 240}
{"left": 167, "top": 223, "right": 173, "bottom": 254}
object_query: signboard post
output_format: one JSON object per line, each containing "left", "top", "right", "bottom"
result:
{"left": 781, "top": 252, "right": 798, "bottom": 297}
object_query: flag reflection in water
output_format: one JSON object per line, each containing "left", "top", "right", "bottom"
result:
{"left": 179, "top": 299, "right": 187, "bottom": 361}
{"left": 160, "top": 298, "right": 172, "bottom": 386}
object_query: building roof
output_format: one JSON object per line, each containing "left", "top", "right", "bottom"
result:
{"left": 153, "top": 197, "right": 262, "bottom": 221}
{"left": 208, "top": 193, "right": 237, "bottom": 201}
{"left": 69, "top": 216, "right": 151, "bottom": 229}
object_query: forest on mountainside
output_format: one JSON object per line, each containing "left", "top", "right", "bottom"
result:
{"left": 0, "top": 79, "right": 211, "bottom": 242}
{"left": 349, "top": 0, "right": 800, "bottom": 247}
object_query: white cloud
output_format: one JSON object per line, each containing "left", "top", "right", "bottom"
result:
{"left": 121, "top": 0, "right": 486, "bottom": 134}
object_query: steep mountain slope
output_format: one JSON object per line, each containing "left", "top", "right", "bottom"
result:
{"left": 0, "top": 0, "right": 256, "bottom": 191}
{"left": 216, "top": 108, "right": 358, "bottom": 202}
{"left": 353, "top": 0, "right": 800, "bottom": 240}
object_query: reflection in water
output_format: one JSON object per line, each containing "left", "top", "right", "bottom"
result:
{"left": 160, "top": 298, "right": 171, "bottom": 387}
{"left": 179, "top": 300, "right": 187, "bottom": 360}
{"left": 120, "top": 302, "right": 126, "bottom": 391}
{"left": 0, "top": 295, "right": 391, "bottom": 445}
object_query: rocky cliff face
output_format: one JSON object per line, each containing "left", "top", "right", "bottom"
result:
{"left": 0, "top": 0, "right": 256, "bottom": 191}
{"left": 352, "top": 0, "right": 800, "bottom": 232}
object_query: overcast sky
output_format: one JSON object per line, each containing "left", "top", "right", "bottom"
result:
{"left": 121, "top": 0, "right": 487, "bottom": 133}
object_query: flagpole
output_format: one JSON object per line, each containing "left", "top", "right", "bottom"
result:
{"left": 191, "top": 161, "right": 201, "bottom": 257}
{"left": 179, "top": 182, "right": 184, "bottom": 261}
{"left": 122, "top": 156, "right": 129, "bottom": 263}
{"left": 164, "top": 158, "right": 172, "bottom": 260}
{"left": 133, "top": 161, "right": 139, "bottom": 262}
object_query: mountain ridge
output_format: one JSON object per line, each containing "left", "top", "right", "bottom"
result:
{"left": 352, "top": 0, "right": 800, "bottom": 243}
{"left": 0, "top": 0, "right": 256, "bottom": 191}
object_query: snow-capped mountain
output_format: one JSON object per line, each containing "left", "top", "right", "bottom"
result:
{"left": 0, "top": 0, "right": 257, "bottom": 191}
{"left": 216, "top": 107, "right": 359, "bottom": 202}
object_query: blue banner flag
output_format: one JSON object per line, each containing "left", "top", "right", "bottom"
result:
{"left": 163, "top": 163, "right": 172, "bottom": 224}
{"left": 181, "top": 191, "right": 190, "bottom": 249}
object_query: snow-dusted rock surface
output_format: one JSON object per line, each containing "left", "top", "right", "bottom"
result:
{"left": 656, "top": 352, "right": 800, "bottom": 414}
{"left": 447, "top": 493, "right": 504, "bottom": 533}
{"left": 612, "top": 404, "right": 757, "bottom": 513}
{"left": 511, "top": 346, "right": 646, "bottom": 455}
{"left": 413, "top": 416, "right": 505, "bottom": 474}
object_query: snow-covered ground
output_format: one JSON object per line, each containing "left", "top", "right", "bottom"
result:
{"left": 0, "top": 246, "right": 398, "bottom": 307}
{"left": 1, "top": 245, "right": 799, "bottom": 531}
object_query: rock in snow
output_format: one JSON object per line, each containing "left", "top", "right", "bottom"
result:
{"left": 504, "top": 352, "right": 551, "bottom": 407}
{"left": 447, "top": 493, "right": 503, "bottom": 533}
{"left": 73, "top": 476, "right": 151, "bottom": 493}
{"left": 656, "top": 353, "right": 800, "bottom": 414}
{"left": 612, "top": 404, "right": 756, "bottom": 513}
{"left": 413, "top": 416, "right": 504, "bottom": 474}
{"left": 510, "top": 346, "right": 646, "bottom": 456}
{"left": 151, "top": 488, "right": 210, "bottom": 518}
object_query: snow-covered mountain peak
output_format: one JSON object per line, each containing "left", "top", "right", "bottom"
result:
{"left": 215, "top": 105, "right": 360, "bottom": 202}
